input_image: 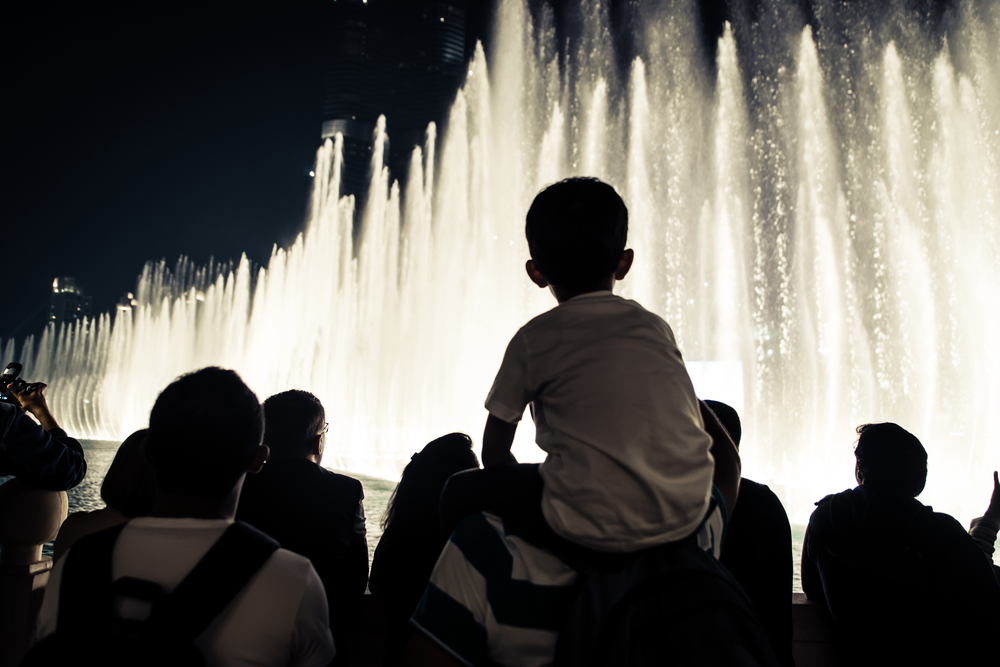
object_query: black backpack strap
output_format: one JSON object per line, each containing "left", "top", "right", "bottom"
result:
{"left": 145, "top": 521, "right": 279, "bottom": 642}
{"left": 57, "top": 522, "right": 129, "bottom": 631}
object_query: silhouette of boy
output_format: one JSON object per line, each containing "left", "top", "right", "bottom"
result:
{"left": 441, "top": 177, "right": 739, "bottom": 554}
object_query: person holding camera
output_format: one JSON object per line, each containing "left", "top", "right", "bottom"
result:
{"left": 0, "top": 377, "right": 87, "bottom": 491}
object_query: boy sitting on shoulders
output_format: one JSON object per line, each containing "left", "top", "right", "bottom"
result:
{"left": 441, "top": 177, "right": 739, "bottom": 555}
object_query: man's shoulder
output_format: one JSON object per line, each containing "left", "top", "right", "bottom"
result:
{"left": 805, "top": 488, "right": 854, "bottom": 534}
{"left": 265, "top": 545, "right": 323, "bottom": 579}
{"left": 732, "top": 478, "right": 789, "bottom": 523}
{"left": 315, "top": 466, "right": 364, "bottom": 496}
{"left": 253, "top": 459, "right": 362, "bottom": 496}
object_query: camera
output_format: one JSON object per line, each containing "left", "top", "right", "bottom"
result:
{"left": 0, "top": 362, "right": 43, "bottom": 404}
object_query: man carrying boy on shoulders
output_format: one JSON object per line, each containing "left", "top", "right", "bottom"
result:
{"left": 417, "top": 178, "right": 744, "bottom": 666}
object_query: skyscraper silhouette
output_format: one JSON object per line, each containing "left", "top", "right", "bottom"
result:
{"left": 322, "top": 0, "right": 468, "bottom": 218}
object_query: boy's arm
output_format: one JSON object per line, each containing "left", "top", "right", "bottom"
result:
{"left": 482, "top": 414, "right": 518, "bottom": 467}
{"left": 699, "top": 400, "right": 741, "bottom": 516}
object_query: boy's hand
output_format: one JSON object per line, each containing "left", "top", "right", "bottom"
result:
{"left": 482, "top": 414, "right": 518, "bottom": 467}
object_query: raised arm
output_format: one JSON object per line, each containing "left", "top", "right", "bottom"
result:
{"left": 0, "top": 390, "right": 87, "bottom": 491}
{"left": 481, "top": 414, "right": 518, "bottom": 468}
{"left": 969, "top": 471, "right": 1000, "bottom": 562}
{"left": 699, "top": 400, "right": 741, "bottom": 517}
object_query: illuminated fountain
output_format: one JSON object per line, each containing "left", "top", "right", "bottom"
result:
{"left": 4, "top": 0, "right": 1000, "bottom": 525}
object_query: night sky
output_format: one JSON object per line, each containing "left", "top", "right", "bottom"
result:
{"left": 3, "top": 2, "right": 343, "bottom": 342}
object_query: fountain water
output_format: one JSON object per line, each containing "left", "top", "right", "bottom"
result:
{"left": 5, "top": 0, "right": 1000, "bottom": 525}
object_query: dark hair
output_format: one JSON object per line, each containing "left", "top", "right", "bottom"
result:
{"left": 525, "top": 177, "right": 628, "bottom": 289}
{"left": 147, "top": 367, "right": 264, "bottom": 499}
{"left": 854, "top": 423, "right": 927, "bottom": 497}
{"left": 382, "top": 432, "right": 479, "bottom": 530}
{"left": 704, "top": 400, "right": 741, "bottom": 449}
{"left": 100, "top": 429, "right": 156, "bottom": 517}
{"left": 263, "top": 390, "right": 325, "bottom": 459}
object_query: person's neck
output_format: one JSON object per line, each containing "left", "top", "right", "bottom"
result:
{"left": 268, "top": 452, "right": 321, "bottom": 465}
{"left": 149, "top": 487, "right": 241, "bottom": 520}
{"left": 551, "top": 279, "right": 615, "bottom": 304}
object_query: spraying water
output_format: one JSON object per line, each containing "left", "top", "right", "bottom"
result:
{"left": 5, "top": 0, "right": 1000, "bottom": 525}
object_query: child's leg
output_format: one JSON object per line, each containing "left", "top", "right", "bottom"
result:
{"left": 438, "top": 463, "right": 551, "bottom": 543}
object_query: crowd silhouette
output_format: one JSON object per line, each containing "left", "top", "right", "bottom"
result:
{"left": 2, "top": 178, "right": 998, "bottom": 666}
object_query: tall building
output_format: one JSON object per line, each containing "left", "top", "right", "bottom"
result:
{"left": 49, "top": 277, "right": 91, "bottom": 328}
{"left": 322, "top": 0, "right": 468, "bottom": 216}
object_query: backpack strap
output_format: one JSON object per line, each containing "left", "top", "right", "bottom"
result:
{"left": 144, "top": 521, "right": 279, "bottom": 643}
{"left": 57, "top": 522, "right": 129, "bottom": 631}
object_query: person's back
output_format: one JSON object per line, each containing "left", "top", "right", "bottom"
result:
{"left": 802, "top": 423, "right": 1000, "bottom": 664}
{"left": 368, "top": 433, "right": 479, "bottom": 666}
{"left": 454, "top": 178, "right": 722, "bottom": 554}
{"left": 237, "top": 389, "right": 367, "bottom": 664}
{"left": 32, "top": 368, "right": 335, "bottom": 667}
{"left": 706, "top": 401, "right": 794, "bottom": 667}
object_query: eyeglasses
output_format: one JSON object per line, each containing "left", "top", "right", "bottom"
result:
{"left": 320, "top": 422, "right": 329, "bottom": 435}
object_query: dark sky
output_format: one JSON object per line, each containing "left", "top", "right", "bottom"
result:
{"left": 2, "top": 0, "right": 505, "bottom": 344}
{"left": 2, "top": 2, "right": 341, "bottom": 341}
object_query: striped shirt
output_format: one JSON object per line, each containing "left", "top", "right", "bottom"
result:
{"left": 411, "top": 487, "right": 726, "bottom": 667}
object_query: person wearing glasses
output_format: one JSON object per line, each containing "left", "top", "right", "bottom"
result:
{"left": 237, "top": 389, "right": 368, "bottom": 666}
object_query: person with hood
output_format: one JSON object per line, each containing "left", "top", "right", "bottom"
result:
{"left": 801, "top": 422, "right": 1000, "bottom": 665}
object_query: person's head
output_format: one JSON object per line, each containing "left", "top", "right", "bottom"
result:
{"left": 854, "top": 422, "right": 927, "bottom": 497}
{"left": 100, "top": 429, "right": 156, "bottom": 517}
{"left": 383, "top": 432, "right": 479, "bottom": 530}
{"left": 262, "top": 390, "right": 326, "bottom": 462}
{"left": 704, "top": 400, "right": 741, "bottom": 449}
{"left": 525, "top": 177, "right": 630, "bottom": 291}
{"left": 147, "top": 367, "right": 266, "bottom": 499}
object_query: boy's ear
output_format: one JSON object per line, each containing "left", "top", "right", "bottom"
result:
{"left": 525, "top": 260, "right": 549, "bottom": 288}
{"left": 614, "top": 249, "right": 635, "bottom": 280}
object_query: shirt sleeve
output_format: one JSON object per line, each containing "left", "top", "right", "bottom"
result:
{"left": 290, "top": 564, "right": 337, "bottom": 667}
{"left": 484, "top": 331, "right": 531, "bottom": 424}
{"left": 354, "top": 497, "right": 367, "bottom": 539}
{"left": 969, "top": 515, "right": 999, "bottom": 561}
{"left": 0, "top": 403, "right": 87, "bottom": 491}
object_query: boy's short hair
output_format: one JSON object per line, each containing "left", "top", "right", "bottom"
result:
{"left": 147, "top": 367, "right": 264, "bottom": 499}
{"left": 525, "top": 177, "right": 628, "bottom": 289}
{"left": 263, "top": 390, "right": 326, "bottom": 458}
{"left": 854, "top": 422, "right": 927, "bottom": 497}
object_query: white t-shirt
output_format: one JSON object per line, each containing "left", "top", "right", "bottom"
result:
{"left": 485, "top": 291, "right": 714, "bottom": 552}
{"left": 37, "top": 517, "right": 336, "bottom": 667}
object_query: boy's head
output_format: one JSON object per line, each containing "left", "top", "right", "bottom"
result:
{"left": 525, "top": 178, "right": 628, "bottom": 290}
{"left": 147, "top": 367, "right": 265, "bottom": 499}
